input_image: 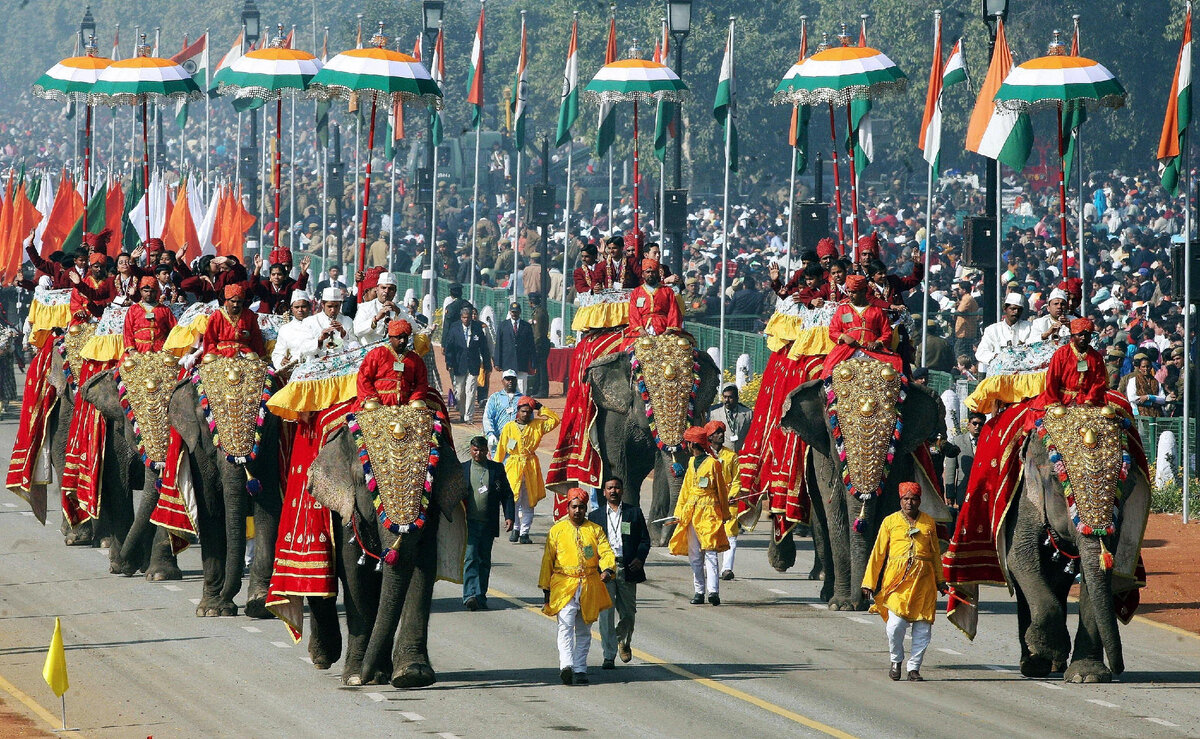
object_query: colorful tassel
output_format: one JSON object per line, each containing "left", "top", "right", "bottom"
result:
{"left": 1099, "top": 538, "right": 1113, "bottom": 571}
{"left": 852, "top": 517, "right": 867, "bottom": 534}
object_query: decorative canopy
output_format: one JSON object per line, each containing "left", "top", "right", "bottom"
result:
{"left": 772, "top": 44, "right": 906, "bottom": 107}
{"left": 584, "top": 58, "right": 689, "bottom": 104}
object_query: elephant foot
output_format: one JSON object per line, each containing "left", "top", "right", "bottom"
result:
{"left": 110, "top": 559, "right": 139, "bottom": 577}
{"left": 355, "top": 667, "right": 392, "bottom": 686}
{"left": 1050, "top": 659, "right": 1068, "bottom": 674}
{"left": 342, "top": 673, "right": 363, "bottom": 687}
{"left": 99, "top": 535, "right": 117, "bottom": 550}
{"left": 767, "top": 536, "right": 796, "bottom": 573}
{"left": 807, "top": 563, "right": 823, "bottom": 581}
{"left": 1020, "top": 655, "right": 1053, "bottom": 678}
{"left": 819, "top": 580, "right": 835, "bottom": 603}
{"left": 827, "top": 595, "right": 860, "bottom": 611}
{"left": 197, "top": 599, "right": 238, "bottom": 618}
{"left": 309, "top": 638, "right": 342, "bottom": 672}
{"left": 1063, "top": 659, "right": 1113, "bottom": 684}
{"left": 391, "top": 662, "right": 436, "bottom": 689}
{"left": 244, "top": 595, "right": 272, "bottom": 620}
{"left": 144, "top": 560, "right": 183, "bottom": 582}
{"left": 64, "top": 525, "right": 93, "bottom": 547}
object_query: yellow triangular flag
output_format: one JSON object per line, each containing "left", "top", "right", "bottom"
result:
{"left": 42, "top": 617, "right": 68, "bottom": 697}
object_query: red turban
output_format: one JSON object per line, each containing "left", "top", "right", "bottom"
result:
{"left": 704, "top": 420, "right": 726, "bottom": 436}
{"left": 1066, "top": 277, "right": 1083, "bottom": 296}
{"left": 1069, "top": 317, "right": 1094, "bottom": 335}
{"left": 144, "top": 238, "right": 165, "bottom": 253}
{"left": 83, "top": 229, "right": 112, "bottom": 255}
{"left": 387, "top": 319, "right": 412, "bottom": 337}
{"left": 138, "top": 276, "right": 158, "bottom": 289}
{"left": 358, "top": 266, "right": 385, "bottom": 303}
{"left": 224, "top": 283, "right": 246, "bottom": 300}
{"left": 845, "top": 274, "right": 867, "bottom": 291}
{"left": 899, "top": 482, "right": 921, "bottom": 498}
{"left": 566, "top": 487, "right": 589, "bottom": 506}
{"left": 641, "top": 257, "right": 660, "bottom": 272}
{"left": 88, "top": 252, "right": 106, "bottom": 265}
{"left": 269, "top": 247, "right": 292, "bottom": 266}
{"left": 857, "top": 233, "right": 880, "bottom": 257}
{"left": 816, "top": 237, "right": 838, "bottom": 258}
{"left": 683, "top": 426, "right": 710, "bottom": 446}
{"left": 517, "top": 395, "right": 537, "bottom": 409}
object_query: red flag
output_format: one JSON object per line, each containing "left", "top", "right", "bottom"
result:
{"left": 104, "top": 179, "right": 125, "bottom": 238}
{"left": 605, "top": 16, "right": 617, "bottom": 65}
{"left": 40, "top": 171, "right": 83, "bottom": 257}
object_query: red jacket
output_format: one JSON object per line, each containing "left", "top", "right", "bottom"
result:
{"left": 123, "top": 303, "right": 178, "bottom": 353}
{"left": 69, "top": 276, "right": 116, "bottom": 322}
{"left": 628, "top": 285, "right": 682, "bottom": 336}
{"left": 1032, "top": 344, "right": 1108, "bottom": 409}
{"left": 355, "top": 345, "right": 429, "bottom": 408}
{"left": 573, "top": 263, "right": 604, "bottom": 295}
{"left": 202, "top": 308, "right": 266, "bottom": 358}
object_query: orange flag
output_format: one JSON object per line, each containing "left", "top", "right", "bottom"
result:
{"left": 104, "top": 179, "right": 125, "bottom": 239}
{"left": 5, "top": 184, "right": 43, "bottom": 283}
{"left": 40, "top": 172, "right": 83, "bottom": 257}
{"left": 227, "top": 184, "right": 257, "bottom": 260}
{"left": 163, "top": 181, "right": 200, "bottom": 264}
{"left": 0, "top": 178, "right": 14, "bottom": 283}
{"left": 213, "top": 185, "right": 235, "bottom": 257}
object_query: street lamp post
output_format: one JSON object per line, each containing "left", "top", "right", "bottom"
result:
{"left": 667, "top": 0, "right": 692, "bottom": 278}
{"left": 243, "top": 1, "right": 262, "bottom": 235}
{"left": 982, "top": 1, "right": 1009, "bottom": 324}
{"left": 422, "top": 1, "right": 444, "bottom": 308}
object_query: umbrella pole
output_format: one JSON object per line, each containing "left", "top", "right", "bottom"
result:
{"left": 1057, "top": 103, "right": 1068, "bottom": 280}
{"left": 83, "top": 103, "right": 92, "bottom": 234}
{"left": 827, "top": 104, "right": 846, "bottom": 255}
{"left": 633, "top": 99, "right": 640, "bottom": 257}
{"left": 274, "top": 97, "right": 283, "bottom": 252}
{"left": 846, "top": 104, "right": 859, "bottom": 260}
{"left": 141, "top": 98, "right": 151, "bottom": 243}
{"left": 359, "top": 98, "right": 378, "bottom": 270}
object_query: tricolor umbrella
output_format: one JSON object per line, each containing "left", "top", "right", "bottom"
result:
{"left": 214, "top": 32, "right": 323, "bottom": 252}
{"left": 307, "top": 24, "right": 443, "bottom": 268}
{"left": 32, "top": 42, "right": 112, "bottom": 233}
{"left": 773, "top": 34, "right": 907, "bottom": 253}
{"left": 90, "top": 38, "right": 203, "bottom": 243}
{"left": 994, "top": 34, "right": 1126, "bottom": 277}
{"left": 583, "top": 58, "right": 687, "bottom": 252}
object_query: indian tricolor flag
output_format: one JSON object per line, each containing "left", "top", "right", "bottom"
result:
{"left": 943, "top": 38, "right": 967, "bottom": 87}
{"left": 918, "top": 15, "right": 945, "bottom": 170}
{"left": 555, "top": 17, "right": 578, "bottom": 147}
{"left": 1158, "top": 3, "right": 1192, "bottom": 196}
{"left": 510, "top": 14, "right": 528, "bottom": 149}
{"left": 713, "top": 19, "right": 737, "bottom": 173}
{"left": 594, "top": 15, "right": 618, "bottom": 157}
{"left": 965, "top": 19, "right": 1032, "bottom": 171}
{"left": 466, "top": 6, "right": 485, "bottom": 129}
{"left": 430, "top": 28, "right": 446, "bottom": 147}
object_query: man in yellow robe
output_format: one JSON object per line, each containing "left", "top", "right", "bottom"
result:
{"left": 668, "top": 426, "right": 730, "bottom": 605}
{"left": 862, "top": 482, "right": 948, "bottom": 682}
{"left": 495, "top": 396, "right": 561, "bottom": 544}
{"left": 706, "top": 420, "right": 743, "bottom": 581}
{"left": 539, "top": 489, "right": 616, "bottom": 686}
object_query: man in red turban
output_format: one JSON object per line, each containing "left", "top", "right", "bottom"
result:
{"left": 1030, "top": 317, "right": 1109, "bottom": 409}
{"left": 627, "top": 257, "right": 682, "bottom": 337}
{"left": 200, "top": 282, "right": 267, "bottom": 359}
{"left": 821, "top": 273, "right": 902, "bottom": 380}
{"left": 816, "top": 237, "right": 839, "bottom": 268}
{"left": 66, "top": 252, "right": 117, "bottom": 323}
{"left": 355, "top": 317, "right": 435, "bottom": 412}
{"left": 123, "top": 276, "right": 177, "bottom": 353}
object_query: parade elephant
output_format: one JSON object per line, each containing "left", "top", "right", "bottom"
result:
{"left": 587, "top": 338, "right": 721, "bottom": 546}
{"left": 168, "top": 363, "right": 283, "bottom": 618}
{"left": 307, "top": 411, "right": 469, "bottom": 688}
{"left": 80, "top": 369, "right": 181, "bottom": 581}
{"left": 1002, "top": 419, "right": 1149, "bottom": 683}
{"left": 781, "top": 374, "right": 948, "bottom": 610}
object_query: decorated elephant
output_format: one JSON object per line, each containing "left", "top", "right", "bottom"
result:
{"left": 587, "top": 334, "right": 721, "bottom": 545}
{"left": 1001, "top": 406, "right": 1149, "bottom": 682}
{"left": 167, "top": 354, "right": 282, "bottom": 617}
{"left": 781, "top": 361, "right": 948, "bottom": 610}
{"left": 80, "top": 353, "right": 182, "bottom": 580}
{"left": 307, "top": 401, "right": 468, "bottom": 688}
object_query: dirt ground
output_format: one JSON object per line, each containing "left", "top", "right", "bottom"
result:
{"left": 1136, "top": 513, "right": 1200, "bottom": 635}
{"left": 0, "top": 696, "right": 51, "bottom": 738}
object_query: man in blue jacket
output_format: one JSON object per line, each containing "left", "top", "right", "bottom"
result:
{"left": 587, "top": 476, "right": 651, "bottom": 668}
{"left": 461, "top": 436, "right": 514, "bottom": 611}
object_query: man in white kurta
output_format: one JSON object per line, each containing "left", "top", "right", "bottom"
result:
{"left": 975, "top": 293, "right": 1035, "bottom": 371}
{"left": 271, "top": 289, "right": 317, "bottom": 369}
{"left": 1029, "top": 288, "right": 1077, "bottom": 343}
{"left": 299, "top": 287, "right": 360, "bottom": 359}
{"left": 353, "top": 271, "right": 405, "bottom": 344}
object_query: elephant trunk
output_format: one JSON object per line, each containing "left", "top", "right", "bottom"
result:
{"left": 221, "top": 466, "right": 249, "bottom": 601}
{"left": 361, "top": 547, "right": 415, "bottom": 681}
{"left": 1078, "top": 535, "right": 1124, "bottom": 675}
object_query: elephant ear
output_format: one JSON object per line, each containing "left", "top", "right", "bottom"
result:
{"left": 895, "top": 383, "right": 945, "bottom": 457}
{"left": 308, "top": 426, "right": 359, "bottom": 523}
{"left": 168, "top": 379, "right": 206, "bottom": 454}
{"left": 47, "top": 350, "right": 67, "bottom": 396}
{"left": 693, "top": 350, "right": 721, "bottom": 411}
{"left": 588, "top": 352, "right": 632, "bottom": 414}
{"left": 780, "top": 379, "right": 831, "bottom": 457}
{"left": 432, "top": 431, "right": 469, "bottom": 521}
{"left": 80, "top": 370, "right": 123, "bottom": 424}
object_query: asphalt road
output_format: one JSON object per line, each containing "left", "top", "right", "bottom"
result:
{"left": 1, "top": 411, "right": 1198, "bottom": 739}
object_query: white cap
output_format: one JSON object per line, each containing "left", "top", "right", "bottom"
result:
{"left": 1049, "top": 288, "right": 1069, "bottom": 302}
{"left": 377, "top": 271, "right": 396, "bottom": 287}
{"left": 403, "top": 288, "right": 415, "bottom": 304}
{"left": 290, "top": 289, "right": 311, "bottom": 304}
{"left": 501, "top": 369, "right": 518, "bottom": 379}
{"left": 321, "top": 287, "right": 343, "bottom": 302}
{"left": 1004, "top": 293, "right": 1025, "bottom": 309}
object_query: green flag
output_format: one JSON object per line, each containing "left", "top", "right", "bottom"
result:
{"left": 61, "top": 184, "right": 108, "bottom": 253}
{"left": 122, "top": 167, "right": 144, "bottom": 252}
{"left": 713, "top": 22, "right": 738, "bottom": 173}
{"left": 510, "top": 16, "right": 528, "bottom": 150}
{"left": 653, "top": 99, "right": 674, "bottom": 164}
{"left": 790, "top": 104, "right": 811, "bottom": 175}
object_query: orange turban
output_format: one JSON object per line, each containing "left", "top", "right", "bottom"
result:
{"left": 1070, "top": 317, "right": 1094, "bottom": 335}
{"left": 898, "top": 482, "right": 921, "bottom": 498}
{"left": 566, "top": 487, "right": 589, "bottom": 506}
{"left": 845, "top": 274, "right": 867, "bottom": 291}
{"left": 144, "top": 238, "right": 165, "bottom": 253}
{"left": 704, "top": 420, "right": 726, "bottom": 436}
{"left": 89, "top": 252, "right": 107, "bottom": 265}
{"left": 683, "top": 426, "right": 710, "bottom": 446}
{"left": 641, "top": 258, "right": 660, "bottom": 272}
{"left": 517, "top": 395, "right": 537, "bottom": 409}
{"left": 138, "top": 276, "right": 158, "bottom": 289}
{"left": 224, "top": 283, "right": 246, "bottom": 300}
{"left": 388, "top": 319, "right": 412, "bottom": 337}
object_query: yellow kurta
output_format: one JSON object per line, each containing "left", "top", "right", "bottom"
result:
{"left": 716, "top": 446, "right": 742, "bottom": 539}
{"left": 668, "top": 454, "right": 731, "bottom": 555}
{"left": 494, "top": 408, "right": 561, "bottom": 507}
{"left": 862, "top": 511, "right": 946, "bottom": 623}
{"left": 538, "top": 518, "right": 616, "bottom": 624}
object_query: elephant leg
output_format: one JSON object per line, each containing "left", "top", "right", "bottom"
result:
{"left": 96, "top": 432, "right": 135, "bottom": 552}
{"left": 391, "top": 514, "right": 440, "bottom": 689}
{"left": 1006, "top": 506, "right": 1070, "bottom": 676}
{"left": 648, "top": 450, "right": 678, "bottom": 547}
{"left": 113, "top": 476, "right": 159, "bottom": 577}
{"left": 361, "top": 539, "right": 414, "bottom": 687}
{"left": 338, "top": 518, "right": 384, "bottom": 686}
{"left": 306, "top": 595, "right": 342, "bottom": 670}
{"left": 808, "top": 519, "right": 826, "bottom": 581}
{"left": 217, "top": 469, "right": 247, "bottom": 616}
{"left": 195, "top": 489, "right": 228, "bottom": 617}
{"left": 245, "top": 484, "right": 283, "bottom": 619}
{"left": 805, "top": 472, "right": 836, "bottom": 602}
{"left": 1064, "top": 581, "right": 1114, "bottom": 683}
{"left": 814, "top": 453, "right": 855, "bottom": 609}
{"left": 64, "top": 517, "right": 94, "bottom": 546}
{"left": 846, "top": 496, "right": 875, "bottom": 612}
{"left": 145, "top": 526, "right": 182, "bottom": 581}
{"left": 1014, "top": 581, "right": 1033, "bottom": 667}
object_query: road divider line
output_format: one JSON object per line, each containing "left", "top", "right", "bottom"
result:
{"left": 0, "top": 673, "right": 84, "bottom": 739}
{"left": 161, "top": 584, "right": 182, "bottom": 592}
{"left": 488, "top": 587, "right": 857, "bottom": 739}
{"left": 242, "top": 626, "right": 262, "bottom": 633}
{"left": 1033, "top": 681, "right": 1063, "bottom": 690}
{"left": 1145, "top": 717, "right": 1178, "bottom": 727}
{"left": 935, "top": 648, "right": 961, "bottom": 655}
{"left": 768, "top": 588, "right": 789, "bottom": 595}
{"left": 984, "top": 665, "right": 1011, "bottom": 673}
{"left": 270, "top": 641, "right": 291, "bottom": 649}
{"left": 399, "top": 712, "right": 425, "bottom": 721}
{"left": 1086, "top": 699, "right": 1118, "bottom": 709}
{"left": 366, "top": 692, "right": 385, "bottom": 703}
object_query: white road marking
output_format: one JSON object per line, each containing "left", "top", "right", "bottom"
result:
{"left": 1087, "top": 699, "right": 1119, "bottom": 709}
{"left": 985, "top": 665, "right": 1012, "bottom": 673}
{"left": 365, "top": 692, "right": 385, "bottom": 703}
{"left": 161, "top": 584, "right": 182, "bottom": 592}
{"left": 436, "top": 734, "right": 462, "bottom": 739}
{"left": 1145, "top": 718, "right": 1178, "bottom": 728}
{"left": 189, "top": 598, "right": 201, "bottom": 605}
{"left": 270, "top": 641, "right": 291, "bottom": 649}
{"left": 3, "top": 502, "right": 15, "bottom": 507}
{"left": 936, "top": 647, "right": 961, "bottom": 655}
{"left": 1034, "top": 681, "right": 1063, "bottom": 690}
{"left": 242, "top": 626, "right": 261, "bottom": 633}
{"left": 845, "top": 616, "right": 872, "bottom": 625}
{"left": 299, "top": 656, "right": 313, "bottom": 664}
{"left": 19, "top": 511, "right": 33, "bottom": 517}
{"left": 768, "top": 588, "right": 789, "bottom": 595}
{"left": 807, "top": 603, "right": 826, "bottom": 610}
{"left": 398, "top": 712, "right": 425, "bottom": 722}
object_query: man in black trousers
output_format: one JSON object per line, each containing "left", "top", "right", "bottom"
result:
{"left": 527, "top": 291, "right": 551, "bottom": 398}
{"left": 494, "top": 301, "right": 535, "bottom": 395}
{"left": 461, "top": 436, "right": 514, "bottom": 611}
{"left": 587, "top": 476, "right": 650, "bottom": 668}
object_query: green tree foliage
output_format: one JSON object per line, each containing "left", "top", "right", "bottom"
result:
{"left": 0, "top": 0, "right": 1184, "bottom": 191}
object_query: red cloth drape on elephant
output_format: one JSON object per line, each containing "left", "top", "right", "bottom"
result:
{"left": 60, "top": 357, "right": 116, "bottom": 523}
{"left": 547, "top": 328, "right": 625, "bottom": 492}
{"left": 5, "top": 337, "right": 60, "bottom": 523}
{"left": 821, "top": 301, "right": 901, "bottom": 381}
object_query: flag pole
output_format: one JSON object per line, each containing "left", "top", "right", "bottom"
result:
{"left": 562, "top": 141, "right": 573, "bottom": 331}
{"left": 513, "top": 145, "right": 522, "bottom": 301}
{"left": 1073, "top": 15, "right": 1086, "bottom": 310}
{"left": 354, "top": 111, "right": 362, "bottom": 273}
{"left": 827, "top": 102, "right": 846, "bottom": 254}
{"left": 995, "top": 158, "right": 1002, "bottom": 323}
{"left": 469, "top": 118, "right": 482, "bottom": 305}
{"left": 921, "top": 10, "right": 940, "bottom": 368}
{"left": 321, "top": 147, "right": 328, "bottom": 272}
{"left": 290, "top": 91, "right": 297, "bottom": 251}
{"left": 205, "top": 29, "right": 211, "bottom": 201}
{"left": 607, "top": 151, "right": 614, "bottom": 236}
{"left": 718, "top": 17, "right": 735, "bottom": 373}
{"left": 1184, "top": 114, "right": 1192, "bottom": 524}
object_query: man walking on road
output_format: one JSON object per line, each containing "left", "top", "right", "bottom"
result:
{"left": 494, "top": 302, "right": 535, "bottom": 394}
{"left": 495, "top": 397, "right": 560, "bottom": 544}
{"left": 539, "top": 489, "right": 616, "bottom": 686}
{"left": 862, "top": 482, "right": 947, "bottom": 682}
{"left": 587, "top": 477, "right": 650, "bottom": 669}
{"left": 707, "top": 383, "right": 752, "bottom": 453}
{"left": 461, "top": 436, "right": 514, "bottom": 611}
{"left": 483, "top": 369, "right": 522, "bottom": 454}
{"left": 443, "top": 305, "right": 492, "bottom": 423}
